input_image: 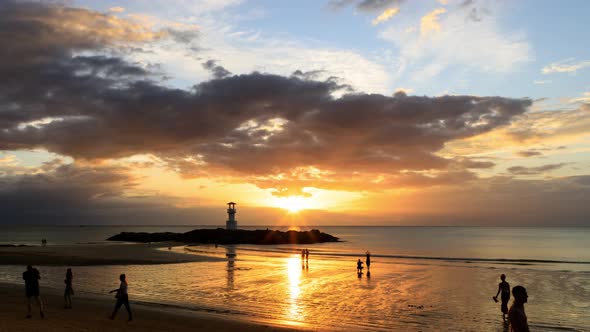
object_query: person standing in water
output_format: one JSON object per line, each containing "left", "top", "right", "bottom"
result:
{"left": 109, "top": 274, "right": 132, "bottom": 321}
{"left": 64, "top": 268, "right": 74, "bottom": 309}
{"left": 23, "top": 265, "right": 45, "bottom": 319}
{"left": 508, "top": 286, "right": 530, "bottom": 332}
{"left": 493, "top": 274, "right": 511, "bottom": 321}
{"left": 356, "top": 259, "right": 364, "bottom": 274}
{"left": 365, "top": 251, "right": 371, "bottom": 271}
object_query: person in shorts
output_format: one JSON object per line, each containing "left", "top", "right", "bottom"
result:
{"left": 109, "top": 273, "right": 133, "bottom": 321}
{"left": 493, "top": 273, "right": 511, "bottom": 321}
{"left": 23, "top": 265, "right": 45, "bottom": 319}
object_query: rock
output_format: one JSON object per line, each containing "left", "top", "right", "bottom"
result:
{"left": 107, "top": 228, "right": 339, "bottom": 245}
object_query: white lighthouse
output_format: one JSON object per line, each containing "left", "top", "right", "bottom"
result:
{"left": 226, "top": 202, "right": 237, "bottom": 230}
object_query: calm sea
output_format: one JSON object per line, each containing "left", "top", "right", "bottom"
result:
{"left": 1, "top": 226, "right": 589, "bottom": 331}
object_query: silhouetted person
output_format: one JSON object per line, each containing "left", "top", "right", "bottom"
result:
{"left": 305, "top": 249, "right": 309, "bottom": 262}
{"left": 493, "top": 274, "right": 510, "bottom": 321}
{"left": 508, "top": 286, "right": 529, "bottom": 332}
{"left": 356, "top": 259, "right": 363, "bottom": 274}
{"left": 64, "top": 268, "right": 74, "bottom": 309}
{"left": 301, "top": 249, "right": 305, "bottom": 261}
{"left": 23, "top": 265, "right": 44, "bottom": 319}
{"left": 109, "top": 274, "right": 132, "bottom": 321}
{"left": 366, "top": 251, "right": 371, "bottom": 271}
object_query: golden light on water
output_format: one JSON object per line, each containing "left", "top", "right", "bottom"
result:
{"left": 286, "top": 256, "right": 302, "bottom": 322}
{"left": 287, "top": 256, "right": 301, "bottom": 298}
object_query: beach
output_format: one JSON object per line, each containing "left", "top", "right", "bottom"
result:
{"left": 0, "top": 243, "right": 296, "bottom": 331}
{"left": 1, "top": 226, "right": 589, "bottom": 331}
{"left": 0, "top": 283, "right": 300, "bottom": 332}
{"left": 0, "top": 243, "right": 225, "bottom": 266}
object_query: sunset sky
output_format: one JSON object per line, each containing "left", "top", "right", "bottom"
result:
{"left": 1, "top": 0, "right": 589, "bottom": 226}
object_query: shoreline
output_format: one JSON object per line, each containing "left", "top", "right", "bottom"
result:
{"left": 0, "top": 282, "right": 303, "bottom": 331}
{"left": 0, "top": 243, "right": 226, "bottom": 266}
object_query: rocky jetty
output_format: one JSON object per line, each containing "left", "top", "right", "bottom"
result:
{"left": 107, "top": 228, "right": 339, "bottom": 245}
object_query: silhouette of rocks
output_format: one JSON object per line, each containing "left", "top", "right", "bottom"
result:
{"left": 107, "top": 228, "right": 339, "bottom": 245}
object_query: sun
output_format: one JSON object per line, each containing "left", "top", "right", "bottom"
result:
{"left": 282, "top": 196, "right": 307, "bottom": 213}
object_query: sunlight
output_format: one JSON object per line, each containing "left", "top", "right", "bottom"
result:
{"left": 279, "top": 196, "right": 308, "bottom": 213}
{"left": 286, "top": 256, "right": 302, "bottom": 322}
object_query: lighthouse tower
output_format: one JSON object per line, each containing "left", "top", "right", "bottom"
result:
{"left": 226, "top": 202, "right": 237, "bottom": 230}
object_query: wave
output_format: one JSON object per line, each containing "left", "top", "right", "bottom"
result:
{"left": 200, "top": 245, "right": 590, "bottom": 266}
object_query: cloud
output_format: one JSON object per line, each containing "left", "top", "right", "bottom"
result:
{"left": 542, "top": 58, "right": 590, "bottom": 74}
{"left": 395, "top": 87, "right": 414, "bottom": 94}
{"left": 0, "top": 1, "right": 534, "bottom": 197}
{"left": 515, "top": 150, "right": 543, "bottom": 158}
{"left": 379, "top": 2, "right": 530, "bottom": 80}
{"left": 376, "top": 175, "right": 590, "bottom": 226}
{"left": 533, "top": 80, "right": 551, "bottom": 85}
{"left": 328, "top": 0, "right": 405, "bottom": 12}
{"left": 507, "top": 163, "right": 566, "bottom": 175}
{"left": 420, "top": 8, "right": 446, "bottom": 35}
{"left": 570, "top": 92, "right": 590, "bottom": 104}
{"left": 109, "top": 6, "right": 125, "bottom": 13}
{"left": 202, "top": 60, "right": 232, "bottom": 79}
{"left": 506, "top": 104, "right": 590, "bottom": 143}
{"left": 372, "top": 8, "right": 400, "bottom": 26}
{"left": 0, "top": 161, "right": 223, "bottom": 224}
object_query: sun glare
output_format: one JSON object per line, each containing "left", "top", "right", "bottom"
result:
{"left": 281, "top": 196, "right": 307, "bottom": 213}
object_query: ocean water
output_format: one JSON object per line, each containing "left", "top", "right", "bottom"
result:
{"left": 1, "top": 226, "right": 589, "bottom": 331}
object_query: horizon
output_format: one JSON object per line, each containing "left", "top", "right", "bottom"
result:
{"left": 1, "top": 0, "right": 589, "bottom": 226}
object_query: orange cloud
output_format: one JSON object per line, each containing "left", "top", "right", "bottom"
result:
{"left": 372, "top": 8, "right": 400, "bottom": 26}
{"left": 420, "top": 8, "right": 446, "bottom": 36}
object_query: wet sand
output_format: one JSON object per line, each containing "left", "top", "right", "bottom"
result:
{"left": 0, "top": 283, "right": 302, "bottom": 332}
{"left": 0, "top": 243, "right": 225, "bottom": 266}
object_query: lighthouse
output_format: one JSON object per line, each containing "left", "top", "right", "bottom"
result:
{"left": 226, "top": 202, "right": 237, "bottom": 230}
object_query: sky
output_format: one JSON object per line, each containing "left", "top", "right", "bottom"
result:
{"left": 0, "top": 0, "right": 589, "bottom": 226}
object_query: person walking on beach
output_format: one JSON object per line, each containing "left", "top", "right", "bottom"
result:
{"left": 305, "top": 249, "right": 309, "bottom": 262}
{"left": 366, "top": 251, "right": 371, "bottom": 271}
{"left": 23, "top": 265, "right": 45, "bottom": 319}
{"left": 356, "top": 259, "right": 364, "bottom": 274}
{"left": 301, "top": 249, "right": 305, "bottom": 261}
{"left": 109, "top": 274, "right": 132, "bottom": 321}
{"left": 493, "top": 274, "right": 511, "bottom": 321}
{"left": 64, "top": 268, "right": 74, "bottom": 309}
{"left": 508, "top": 286, "right": 529, "bottom": 332}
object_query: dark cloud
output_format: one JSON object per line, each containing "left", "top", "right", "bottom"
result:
{"left": 515, "top": 150, "right": 543, "bottom": 158}
{"left": 459, "top": 0, "right": 475, "bottom": 8}
{"left": 202, "top": 60, "right": 232, "bottom": 79}
{"left": 165, "top": 28, "right": 199, "bottom": 44}
{"left": 328, "top": 0, "right": 405, "bottom": 12}
{"left": 0, "top": 162, "right": 216, "bottom": 224}
{"left": 507, "top": 163, "right": 566, "bottom": 175}
{"left": 0, "top": 163, "right": 135, "bottom": 223}
{"left": 452, "top": 158, "right": 495, "bottom": 169}
{"left": 378, "top": 175, "right": 590, "bottom": 226}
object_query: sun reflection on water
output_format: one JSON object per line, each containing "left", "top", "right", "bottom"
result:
{"left": 286, "top": 255, "right": 303, "bottom": 325}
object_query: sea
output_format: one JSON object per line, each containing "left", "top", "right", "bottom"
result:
{"left": 1, "top": 225, "right": 589, "bottom": 331}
